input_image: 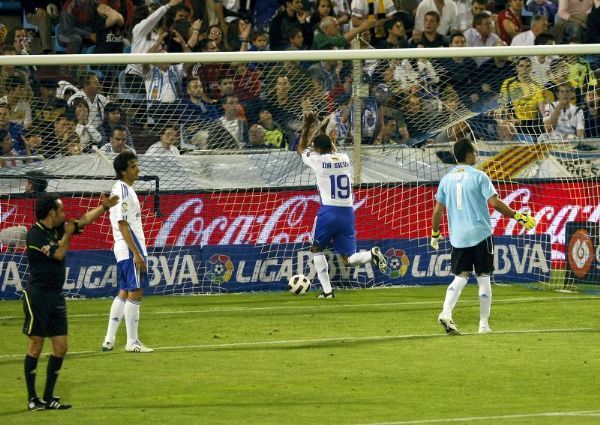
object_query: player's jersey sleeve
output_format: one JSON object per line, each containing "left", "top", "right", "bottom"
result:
{"left": 436, "top": 175, "right": 448, "bottom": 204}
{"left": 478, "top": 171, "right": 498, "bottom": 201}
{"left": 301, "top": 150, "right": 319, "bottom": 170}
{"left": 110, "top": 182, "right": 130, "bottom": 224}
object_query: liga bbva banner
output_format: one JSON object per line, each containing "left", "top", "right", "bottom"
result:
{"left": 0, "top": 236, "right": 551, "bottom": 299}
{"left": 566, "top": 222, "right": 600, "bottom": 283}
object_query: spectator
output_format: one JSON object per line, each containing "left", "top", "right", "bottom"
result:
{"left": 100, "top": 102, "right": 134, "bottom": 147}
{"left": 583, "top": 87, "right": 600, "bottom": 137}
{"left": 247, "top": 124, "right": 270, "bottom": 148}
{"left": 227, "top": 17, "right": 253, "bottom": 52}
{"left": 0, "top": 129, "right": 22, "bottom": 167}
{"left": 409, "top": 11, "right": 447, "bottom": 47}
{"left": 312, "top": 15, "right": 376, "bottom": 49}
{"left": 308, "top": 59, "right": 343, "bottom": 92}
{"left": 414, "top": 0, "right": 459, "bottom": 36}
{"left": 258, "top": 110, "right": 289, "bottom": 149}
{"left": 58, "top": 0, "right": 97, "bottom": 54}
{"left": 248, "top": 30, "right": 270, "bottom": 71}
{"left": 377, "top": 17, "right": 408, "bottom": 48}
{"left": 24, "top": 170, "right": 49, "bottom": 194}
{"left": 556, "top": 0, "right": 593, "bottom": 43}
{"left": 310, "top": 0, "right": 338, "bottom": 34}
{"left": 22, "top": 1, "right": 58, "bottom": 53}
{"left": 143, "top": 32, "right": 191, "bottom": 126}
{"left": 464, "top": 13, "right": 500, "bottom": 66}
{"left": 526, "top": 0, "right": 557, "bottom": 23}
{"left": 99, "top": 125, "right": 134, "bottom": 153}
{"left": 584, "top": 0, "right": 600, "bottom": 43}
{"left": 530, "top": 33, "right": 556, "bottom": 86}
{"left": 0, "top": 46, "right": 31, "bottom": 98}
{"left": 457, "top": 0, "right": 490, "bottom": 32}
{"left": 39, "top": 112, "right": 80, "bottom": 158}
{"left": 182, "top": 79, "right": 220, "bottom": 121}
{"left": 94, "top": 1, "right": 130, "bottom": 54}
{"left": 31, "top": 80, "right": 67, "bottom": 133}
{"left": 146, "top": 124, "right": 181, "bottom": 155}
{"left": 511, "top": 15, "right": 548, "bottom": 46}
{"left": 67, "top": 72, "right": 109, "bottom": 129}
{"left": 72, "top": 97, "right": 102, "bottom": 150}
{"left": 207, "top": 24, "right": 228, "bottom": 51}
{"left": 124, "top": 0, "right": 181, "bottom": 98}
{"left": 498, "top": 57, "right": 546, "bottom": 138}
{"left": 438, "top": 32, "right": 482, "bottom": 107}
{"left": 12, "top": 26, "right": 35, "bottom": 55}
{"left": 543, "top": 82, "right": 584, "bottom": 139}
{"left": 270, "top": 0, "right": 313, "bottom": 51}
{"left": 497, "top": 0, "right": 523, "bottom": 44}
{"left": 209, "top": 95, "right": 249, "bottom": 149}
{"left": 1, "top": 75, "right": 33, "bottom": 129}
{"left": 0, "top": 102, "right": 28, "bottom": 155}
{"left": 351, "top": 0, "right": 397, "bottom": 43}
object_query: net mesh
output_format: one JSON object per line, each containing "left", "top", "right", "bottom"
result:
{"left": 1, "top": 46, "right": 599, "bottom": 298}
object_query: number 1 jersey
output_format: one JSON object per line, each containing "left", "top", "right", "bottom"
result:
{"left": 302, "top": 150, "right": 353, "bottom": 207}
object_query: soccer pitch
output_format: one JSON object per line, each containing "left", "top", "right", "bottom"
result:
{"left": 1, "top": 285, "right": 599, "bottom": 425}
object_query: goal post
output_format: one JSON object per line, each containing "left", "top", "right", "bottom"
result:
{"left": 0, "top": 44, "right": 599, "bottom": 299}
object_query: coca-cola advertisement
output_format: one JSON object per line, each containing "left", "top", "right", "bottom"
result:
{"left": 1, "top": 182, "right": 598, "bottom": 262}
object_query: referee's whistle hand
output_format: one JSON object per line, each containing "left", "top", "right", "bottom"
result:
{"left": 64, "top": 221, "right": 77, "bottom": 235}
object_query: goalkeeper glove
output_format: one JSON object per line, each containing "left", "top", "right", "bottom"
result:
{"left": 513, "top": 211, "right": 536, "bottom": 230}
{"left": 430, "top": 230, "right": 443, "bottom": 250}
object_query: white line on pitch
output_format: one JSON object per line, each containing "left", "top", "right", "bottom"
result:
{"left": 0, "top": 327, "right": 593, "bottom": 359}
{"left": 356, "top": 410, "right": 600, "bottom": 425}
{"left": 0, "top": 295, "right": 594, "bottom": 321}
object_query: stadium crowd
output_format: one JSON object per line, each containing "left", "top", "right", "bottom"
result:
{"left": 0, "top": 0, "right": 599, "bottom": 162}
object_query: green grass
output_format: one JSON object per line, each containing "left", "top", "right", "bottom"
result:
{"left": 1, "top": 285, "right": 599, "bottom": 425}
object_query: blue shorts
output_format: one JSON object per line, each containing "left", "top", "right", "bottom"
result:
{"left": 116, "top": 257, "right": 149, "bottom": 291}
{"left": 312, "top": 205, "right": 356, "bottom": 256}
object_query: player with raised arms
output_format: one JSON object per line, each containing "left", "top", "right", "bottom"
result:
{"left": 102, "top": 150, "right": 153, "bottom": 352}
{"left": 297, "top": 111, "right": 387, "bottom": 298}
{"left": 431, "top": 138, "right": 536, "bottom": 335}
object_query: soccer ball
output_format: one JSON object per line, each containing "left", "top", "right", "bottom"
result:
{"left": 288, "top": 274, "right": 311, "bottom": 295}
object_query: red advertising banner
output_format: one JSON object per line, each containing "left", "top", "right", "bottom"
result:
{"left": 1, "top": 182, "right": 598, "bottom": 260}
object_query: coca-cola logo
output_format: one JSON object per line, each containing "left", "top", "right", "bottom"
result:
{"left": 154, "top": 195, "right": 368, "bottom": 248}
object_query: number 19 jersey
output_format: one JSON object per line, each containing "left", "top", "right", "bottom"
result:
{"left": 302, "top": 150, "right": 353, "bottom": 207}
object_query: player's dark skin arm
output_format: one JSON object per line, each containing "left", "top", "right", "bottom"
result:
{"left": 297, "top": 112, "right": 331, "bottom": 156}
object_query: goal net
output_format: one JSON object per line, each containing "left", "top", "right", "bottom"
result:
{"left": 0, "top": 44, "right": 599, "bottom": 299}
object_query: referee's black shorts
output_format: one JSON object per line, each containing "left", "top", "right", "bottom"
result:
{"left": 451, "top": 236, "right": 495, "bottom": 276}
{"left": 22, "top": 287, "right": 68, "bottom": 337}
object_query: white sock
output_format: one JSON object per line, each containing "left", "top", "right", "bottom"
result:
{"left": 104, "top": 296, "right": 125, "bottom": 344}
{"left": 441, "top": 275, "right": 469, "bottom": 318}
{"left": 347, "top": 251, "right": 371, "bottom": 266}
{"left": 124, "top": 299, "right": 141, "bottom": 346}
{"left": 313, "top": 254, "right": 332, "bottom": 294}
{"left": 477, "top": 275, "right": 492, "bottom": 327}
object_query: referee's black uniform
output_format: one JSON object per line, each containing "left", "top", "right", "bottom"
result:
{"left": 23, "top": 221, "right": 77, "bottom": 410}
{"left": 23, "top": 222, "right": 70, "bottom": 339}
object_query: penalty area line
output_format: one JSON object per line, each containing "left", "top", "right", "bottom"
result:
{"left": 0, "top": 295, "right": 595, "bottom": 321}
{"left": 356, "top": 410, "right": 600, "bottom": 425}
{"left": 0, "top": 327, "right": 593, "bottom": 359}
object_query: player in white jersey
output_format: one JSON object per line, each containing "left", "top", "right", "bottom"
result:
{"left": 102, "top": 150, "right": 153, "bottom": 353}
{"left": 430, "top": 139, "right": 536, "bottom": 335}
{"left": 298, "top": 111, "right": 387, "bottom": 298}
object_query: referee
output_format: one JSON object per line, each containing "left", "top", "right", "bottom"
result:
{"left": 23, "top": 192, "right": 118, "bottom": 410}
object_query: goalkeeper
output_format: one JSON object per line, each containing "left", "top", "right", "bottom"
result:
{"left": 430, "top": 138, "right": 535, "bottom": 336}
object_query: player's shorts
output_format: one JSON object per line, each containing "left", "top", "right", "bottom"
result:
{"left": 312, "top": 205, "right": 356, "bottom": 256}
{"left": 451, "top": 236, "right": 494, "bottom": 276}
{"left": 22, "top": 287, "right": 68, "bottom": 337}
{"left": 116, "top": 257, "right": 149, "bottom": 291}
